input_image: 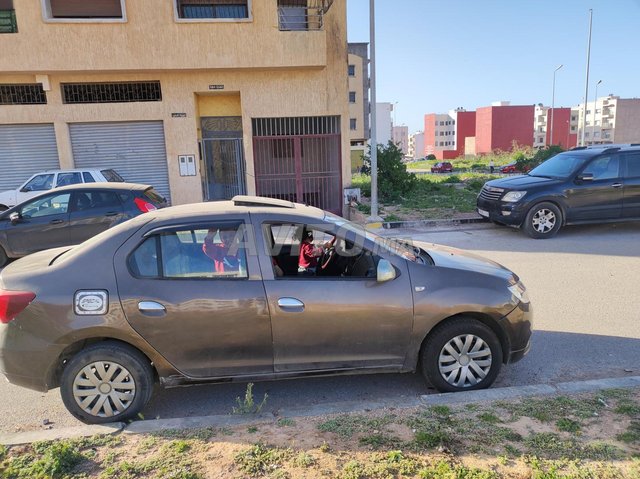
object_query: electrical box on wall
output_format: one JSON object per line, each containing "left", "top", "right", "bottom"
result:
{"left": 178, "top": 155, "right": 196, "bottom": 176}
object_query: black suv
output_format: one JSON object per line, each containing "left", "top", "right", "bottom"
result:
{"left": 477, "top": 145, "right": 640, "bottom": 238}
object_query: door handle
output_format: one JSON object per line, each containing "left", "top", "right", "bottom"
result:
{"left": 277, "top": 297, "right": 304, "bottom": 312}
{"left": 611, "top": 183, "right": 623, "bottom": 188}
{"left": 105, "top": 211, "right": 118, "bottom": 217}
{"left": 138, "top": 301, "right": 166, "bottom": 316}
{"left": 50, "top": 219, "right": 64, "bottom": 224}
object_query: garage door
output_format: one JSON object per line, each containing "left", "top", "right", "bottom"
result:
{"left": 70, "top": 121, "right": 171, "bottom": 202}
{"left": 0, "top": 124, "right": 60, "bottom": 191}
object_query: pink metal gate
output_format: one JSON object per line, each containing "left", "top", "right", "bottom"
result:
{"left": 252, "top": 116, "right": 342, "bottom": 214}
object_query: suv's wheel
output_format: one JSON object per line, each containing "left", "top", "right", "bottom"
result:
{"left": 421, "top": 318, "right": 503, "bottom": 392}
{"left": 523, "top": 202, "right": 562, "bottom": 239}
{"left": 60, "top": 342, "right": 154, "bottom": 424}
{"left": 0, "top": 246, "right": 8, "bottom": 268}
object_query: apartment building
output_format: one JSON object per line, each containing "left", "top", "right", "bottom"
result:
{"left": 0, "top": 0, "right": 349, "bottom": 214}
{"left": 392, "top": 125, "right": 409, "bottom": 155}
{"left": 347, "top": 42, "right": 369, "bottom": 173}
{"left": 575, "top": 95, "right": 640, "bottom": 146}
{"left": 475, "top": 102, "right": 534, "bottom": 154}
{"left": 423, "top": 109, "right": 475, "bottom": 160}
{"left": 375, "top": 102, "right": 393, "bottom": 146}
{"left": 408, "top": 131, "right": 424, "bottom": 159}
{"left": 533, "top": 104, "right": 549, "bottom": 148}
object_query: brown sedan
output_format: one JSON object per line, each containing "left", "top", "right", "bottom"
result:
{"left": 0, "top": 196, "right": 532, "bottom": 424}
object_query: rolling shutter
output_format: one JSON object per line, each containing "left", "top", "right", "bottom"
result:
{"left": 0, "top": 124, "right": 60, "bottom": 191}
{"left": 70, "top": 121, "right": 171, "bottom": 202}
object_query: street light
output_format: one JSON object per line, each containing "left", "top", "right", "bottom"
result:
{"left": 550, "top": 64, "right": 563, "bottom": 147}
{"left": 592, "top": 79, "right": 602, "bottom": 144}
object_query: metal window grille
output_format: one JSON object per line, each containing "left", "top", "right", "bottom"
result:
{"left": 177, "top": 0, "right": 248, "bottom": 19}
{"left": 0, "top": 84, "right": 46, "bottom": 105}
{"left": 0, "top": 9, "right": 17, "bottom": 33}
{"left": 277, "top": 0, "right": 333, "bottom": 31}
{"left": 61, "top": 81, "right": 162, "bottom": 104}
{"left": 252, "top": 116, "right": 342, "bottom": 214}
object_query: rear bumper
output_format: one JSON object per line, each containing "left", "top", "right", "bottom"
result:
{"left": 477, "top": 197, "right": 528, "bottom": 226}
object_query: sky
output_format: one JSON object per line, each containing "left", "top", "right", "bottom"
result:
{"left": 347, "top": 0, "right": 640, "bottom": 133}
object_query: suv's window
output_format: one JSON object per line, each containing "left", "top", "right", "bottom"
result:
{"left": 128, "top": 223, "right": 248, "bottom": 279}
{"left": 528, "top": 153, "right": 588, "bottom": 179}
{"left": 101, "top": 169, "right": 124, "bottom": 182}
{"left": 20, "top": 193, "right": 71, "bottom": 218}
{"left": 56, "top": 172, "right": 82, "bottom": 187}
{"left": 83, "top": 172, "right": 96, "bottom": 183}
{"left": 22, "top": 174, "right": 54, "bottom": 192}
{"left": 582, "top": 155, "right": 620, "bottom": 180}
{"left": 624, "top": 152, "right": 640, "bottom": 178}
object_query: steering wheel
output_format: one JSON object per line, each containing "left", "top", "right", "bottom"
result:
{"left": 319, "top": 237, "right": 338, "bottom": 270}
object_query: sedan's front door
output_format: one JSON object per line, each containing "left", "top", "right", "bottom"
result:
{"left": 114, "top": 218, "right": 273, "bottom": 378}
{"left": 565, "top": 154, "right": 623, "bottom": 221}
{"left": 258, "top": 219, "right": 414, "bottom": 373}
{"left": 6, "top": 192, "right": 71, "bottom": 255}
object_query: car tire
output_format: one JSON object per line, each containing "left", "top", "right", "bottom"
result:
{"left": 0, "top": 246, "right": 8, "bottom": 268}
{"left": 421, "top": 317, "right": 503, "bottom": 393}
{"left": 522, "top": 202, "right": 562, "bottom": 239}
{"left": 60, "top": 341, "right": 154, "bottom": 424}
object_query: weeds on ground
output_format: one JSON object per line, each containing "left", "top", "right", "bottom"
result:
{"left": 232, "top": 382, "right": 268, "bottom": 415}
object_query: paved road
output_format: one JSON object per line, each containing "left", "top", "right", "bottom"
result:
{"left": 1, "top": 221, "right": 639, "bottom": 432}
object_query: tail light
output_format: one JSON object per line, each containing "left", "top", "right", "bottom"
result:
{"left": 0, "top": 290, "right": 36, "bottom": 324}
{"left": 134, "top": 197, "right": 158, "bottom": 213}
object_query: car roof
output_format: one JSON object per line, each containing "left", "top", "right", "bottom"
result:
{"left": 146, "top": 196, "right": 326, "bottom": 221}
{"left": 54, "top": 182, "right": 151, "bottom": 192}
{"left": 34, "top": 169, "right": 112, "bottom": 174}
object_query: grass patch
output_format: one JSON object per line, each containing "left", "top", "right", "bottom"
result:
{"left": 497, "top": 395, "right": 603, "bottom": 423}
{"left": 234, "top": 443, "right": 292, "bottom": 477}
{"left": 617, "top": 420, "right": 640, "bottom": 443}
{"left": 232, "top": 382, "right": 268, "bottom": 415}
{"left": 556, "top": 417, "right": 582, "bottom": 433}
{"left": 523, "top": 432, "right": 622, "bottom": 460}
{"left": 276, "top": 418, "right": 295, "bottom": 427}
{"left": 477, "top": 412, "right": 501, "bottom": 424}
{"left": 614, "top": 400, "right": 640, "bottom": 417}
{"left": 317, "top": 414, "right": 395, "bottom": 439}
{"left": 359, "top": 433, "right": 402, "bottom": 450}
{"left": 2, "top": 441, "right": 87, "bottom": 479}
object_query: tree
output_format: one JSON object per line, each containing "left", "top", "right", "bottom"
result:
{"left": 515, "top": 145, "right": 564, "bottom": 172}
{"left": 361, "top": 141, "right": 416, "bottom": 201}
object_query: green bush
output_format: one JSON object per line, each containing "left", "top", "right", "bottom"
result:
{"left": 361, "top": 142, "right": 417, "bottom": 201}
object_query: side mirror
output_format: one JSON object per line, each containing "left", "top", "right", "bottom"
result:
{"left": 377, "top": 259, "right": 397, "bottom": 283}
{"left": 9, "top": 212, "right": 21, "bottom": 225}
{"left": 578, "top": 173, "right": 594, "bottom": 182}
{"left": 20, "top": 186, "right": 31, "bottom": 192}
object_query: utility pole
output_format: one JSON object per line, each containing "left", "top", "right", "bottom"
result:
{"left": 581, "top": 9, "right": 593, "bottom": 146}
{"left": 368, "top": 0, "right": 381, "bottom": 222}
{"left": 550, "top": 64, "right": 563, "bottom": 146}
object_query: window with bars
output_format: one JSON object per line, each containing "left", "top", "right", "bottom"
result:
{"left": 0, "top": 0, "right": 17, "bottom": 33}
{"left": 0, "top": 84, "right": 47, "bottom": 105}
{"left": 176, "top": 0, "right": 249, "bottom": 19}
{"left": 348, "top": 65, "right": 355, "bottom": 76}
{"left": 46, "top": 0, "right": 124, "bottom": 18}
{"left": 252, "top": 116, "right": 340, "bottom": 137}
{"left": 61, "top": 81, "right": 162, "bottom": 104}
{"left": 349, "top": 91, "right": 356, "bottom": 103}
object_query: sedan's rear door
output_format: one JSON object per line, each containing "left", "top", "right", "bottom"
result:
{"left": 68, "top": 190, "right": 126, "bottom": 242}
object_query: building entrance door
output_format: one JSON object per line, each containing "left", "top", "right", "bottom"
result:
{"left": 202, "top": 138, "right": 246, "bottom": 201}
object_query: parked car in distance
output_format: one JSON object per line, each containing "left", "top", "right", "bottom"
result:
{"left": 0, "top": 183, "right": 166, "bottom": 266}
{"left": 0, "top": 195, "right": 531, "bottom": 424}
{"left": 500, "top": 162, "right": 529, "bottom": 174}
{"left": 431, "top": 161, "right": 453, "bottom": 173}
{"left": 0, "top": 169, "right": 125, "bottom": 211}
{"left": 477, "top": 145, "right": 640, "bottom": 238}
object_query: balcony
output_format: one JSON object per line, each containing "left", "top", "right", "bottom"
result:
{"left": 278, "top": 0, "right": 334, "bottom": 31}
{"left": 0, "top": 9, "right": 17, "bottom": 33}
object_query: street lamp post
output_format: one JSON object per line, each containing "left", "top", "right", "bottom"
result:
{"left": 592, "top": 79, "right": 602, "bottom": 144}
{"left": 550, "top": 64, "right": 563, "bottom": 147}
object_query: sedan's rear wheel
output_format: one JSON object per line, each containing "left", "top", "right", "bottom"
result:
{"left": 60, "top": 342, "right": 153, "bottom": 424}
{"left": 421, "top": 318, "right": 503, "bottom": 392}
{"left": 523, "top": 202, "right": 562, "bottom": 239}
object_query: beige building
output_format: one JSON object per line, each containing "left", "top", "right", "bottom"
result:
{"left": 575, "top": 95, "right": 640, "bottom": 146}
{"left": 392, "top": 125, "right": 409, "bottom": 156}
{"left": 408, "top": 131, "right": 424, "bottom": 160}
{"left": 0, "top": 0, "right": 349, "bottom": 214}
{"left": 347, "top": 42, "right": 369, "bottom": 173}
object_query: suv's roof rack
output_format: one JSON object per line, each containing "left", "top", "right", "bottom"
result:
{"left": 232, "top": 195, "right": 296, "bottom": 209}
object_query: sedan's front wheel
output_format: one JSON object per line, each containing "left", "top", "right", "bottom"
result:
{"left": 421, "top": 318, "right": 503, "bottom": 392}
{"left": 60, "top": 342, "right": 154, "bottom": 424}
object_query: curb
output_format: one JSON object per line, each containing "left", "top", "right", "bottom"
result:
{"left": 2, "top": 376, "right": 639, "bottom": 446}
{"left": 383, "top": 217, "right": 488, "bottom": 229}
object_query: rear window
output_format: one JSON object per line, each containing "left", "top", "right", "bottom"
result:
{"left": 144, "top": 188, "right": 166, "bottom": 204}
{"left": 101, "top": 169, "right": 125, "bottom": 182}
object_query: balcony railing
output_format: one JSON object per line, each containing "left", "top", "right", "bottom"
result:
{"left": 278, "top": 0, "right": 334, "bottom": 31}
{"left": 0, "top": 9, "right": 17, "bottom": 33}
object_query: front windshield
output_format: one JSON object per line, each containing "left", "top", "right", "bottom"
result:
{"left": 323, "top": 213, "right": 418, "bottom": 262}
{"left": 528, "top": 153, "right": 590, "bottom": 179}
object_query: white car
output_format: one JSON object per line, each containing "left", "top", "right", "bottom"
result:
{"left": 0, "top": 169, "right": 124, "bottom": 211}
